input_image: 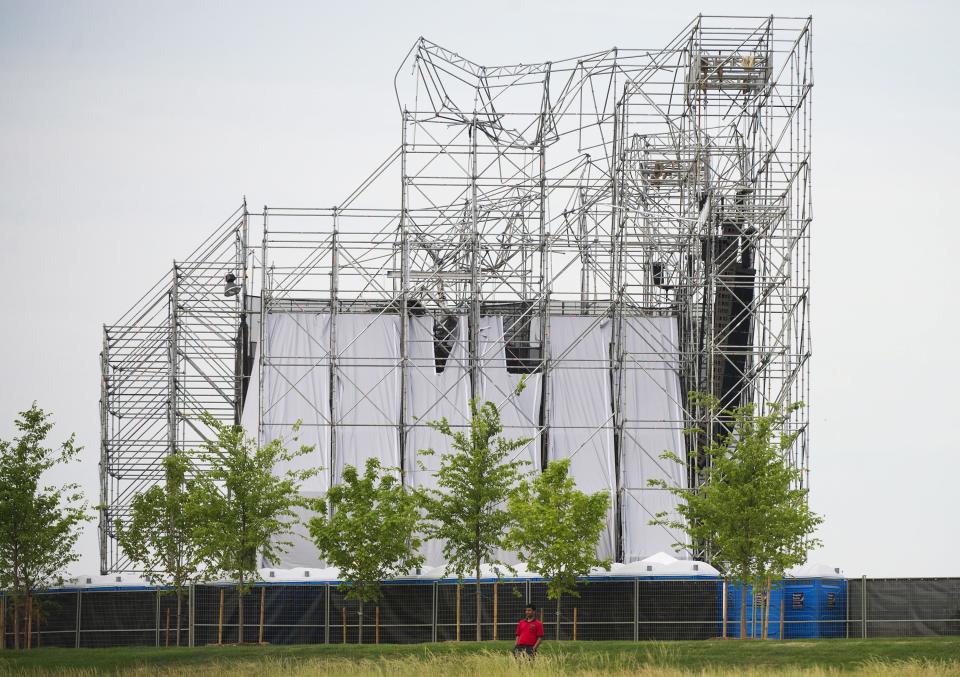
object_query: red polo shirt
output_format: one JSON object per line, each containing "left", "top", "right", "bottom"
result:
{"left": 515, "top": 617, "right": 544, "bottom": 646}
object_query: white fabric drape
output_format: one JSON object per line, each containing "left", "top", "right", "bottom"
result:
{"left": 239, "top": 344, "right": 260, "bottom": 444}
{"left": 405, "top": 316, "right": 470, "bottom": 567}
{"left": 620, "top": 316, "right": 688, "bottom": 561}
{"left": 478, "top": 316, "right": 542, "bottom": 472}
{"left": 334, "top": 314, "right": 402, "bottom": 483}
{"left": 262, "top": 312, "right": 331, "bottom": 493}
{"left": 547, "top": 315, "right": 616, "bottom": 560}
{"left": 479, "top": 316, "right": 544, "bottom": 566}
{"left": 258, "top": 310, "right": 686, "bottom": 568}
{"left": 261, "top": 312, "right": 331, "bottom": 567}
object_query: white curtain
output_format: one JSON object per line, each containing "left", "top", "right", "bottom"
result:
{"left": 478, "top": 316, "right": 544, "bottom": 566}
{"left": 261, "top": 312, "right": 331, "bottom": 567}
{"left": 478, "top": 316, "right": 542, "bottom": 472}
{"left": 334, "top": 313, "right": 402, "bottom": 483}
{"left": 405, "top": 315, "right": 470, "bottom": 567}
{"left": 620, "top": 316, "right": 688, "bottom": 561}
{"left": 239, "top": 344, "right": 260, "bottom": 443}
{"left": 547, "top": 315, "right": 616, "bottom": 560}
{"left": 258, "top": 310, "right": 687, "bottom": 568}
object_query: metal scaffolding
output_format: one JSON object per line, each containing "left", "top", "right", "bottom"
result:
{"left": 100, "top": 15, "right": 812, "bottom": 573}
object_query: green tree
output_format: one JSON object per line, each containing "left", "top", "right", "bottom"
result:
{"left": 115, "top": 453, "right": 202, "bottom": 646}
{"left": 506, "top": 458, "right": 611, "bottom": 640}
{"left": 421, "top": 398, "right": 530, "bottom": 642}
{"left": 0, "top": 403, "right": 90, "bottom": 649}
{"left": 309, "top": 457, "right": 423, "bottom": 644}
{"left": 187, "top": 413, "right": 317, "bottom": 643}
{"left": 650, "top": 394, "right": 823, "bottom": 639}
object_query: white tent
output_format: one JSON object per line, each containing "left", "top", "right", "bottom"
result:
{"left": 604, "top": 551, "right": 721, "bottom": 577}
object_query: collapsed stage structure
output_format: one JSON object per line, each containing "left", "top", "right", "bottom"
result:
{"left": 99, "top": 15, "right": 812, "bottom": 573}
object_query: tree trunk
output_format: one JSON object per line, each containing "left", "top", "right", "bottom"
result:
{"left": 358, "top": 600, "right": 364, "bottom": 644}
{"left": 175, "top": 590, "right": 182, "bottom": 647}
{"left": 555, "top": 595, "right": 561, "bottom": 641}
{"left": 760, "top": 583, "right": 767, "bottom": 640}
{"left": 762, "top": 576, "right": 772, "bottom": 640}
{"left": 739, "top": 585, "right": 747, "bottom": 640}
{"left": 237, "top": 577, "right": 244, "bottom": 644}
{"left": 475, "top": 564, "right": 482, "bottom": 642}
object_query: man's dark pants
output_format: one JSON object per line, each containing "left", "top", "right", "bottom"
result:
{"left": 513, "top": 645, "right": 535, "bottom": 657}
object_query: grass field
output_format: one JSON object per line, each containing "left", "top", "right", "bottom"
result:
{"left": 1, "top": 639, "right": 959, "bottom": 675}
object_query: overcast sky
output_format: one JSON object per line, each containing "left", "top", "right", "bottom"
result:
{"left": 1, "top": 0, "right": 957, "bottom": 578}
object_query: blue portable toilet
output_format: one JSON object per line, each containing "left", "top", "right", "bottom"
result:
{"left": 722, "top": 564, "right": 847, "bottom": 639}
{"left": 722, "top": 582, "right": 785, "bottom": 639}
{"left": 780, "top": 564, "right": 847, "bottom": 638}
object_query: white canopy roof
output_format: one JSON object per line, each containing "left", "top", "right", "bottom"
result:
{"left": 69, "top": 573, "right": 152, "bottom": 588}
{"left": 602, "top": 552, "right": 721, "bottom": 577}
{"left": 785, "top": 562, "right": 844, "bottom": 579}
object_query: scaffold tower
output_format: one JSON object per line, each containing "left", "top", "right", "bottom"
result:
{"left": 100, "top": 15, "right": 812, "bottom": 573}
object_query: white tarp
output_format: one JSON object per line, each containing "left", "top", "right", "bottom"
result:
{"left": 334, "top": 314, "right": 402, "bottom": 483}
{"left": 548, "top": 315, "right": 616, "bottom": 560}
{"left": 478, "top": 316, "right": 542, "bottom": 472}
{"left": 620, "top": 316, "right": 688, "bottom": 561}
{"left": 261, "top": 312, "right": 331, "bottom": 568}
{"left": 405, "top": 315, "right": 470, "bottom": 567}
{"left": 258, "top": 310, "right": 687, "bottom": 569}
{"left": 240, "top": 344, "right": 260, "bottom": 441}
{"left": 479, "top": 316, "right": 544, "bottom": 566}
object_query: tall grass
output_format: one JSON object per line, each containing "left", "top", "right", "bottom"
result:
{"left": 8, "top": 652, "right": 960, "bottom": 677}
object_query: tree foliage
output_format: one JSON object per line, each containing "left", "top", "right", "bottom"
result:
{"left": 0, "top": 403, "right": 90, "bottom": 649}
{"left": 115, "top": 453, "right": 202, "bottom": 646}
{"left": 506, "top": 458, "right": 611, "bottom": 639}
{"left": 421, "top": 398, "right": 530, "bottom": 641}
{"left": 186, "top": 413, "right": 317, "bottom": 642}
{"left": 650, "top": 393, "right": 823, "bottom": 639}
{"left": 309, "top": 458, "right": 423, "bottom": 643}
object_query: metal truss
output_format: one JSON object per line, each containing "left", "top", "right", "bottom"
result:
{"left": 100, "top": 15, "right": 812, "bottom": 572}
{"left": 99, "top": 210, "right": 248, "bottom": 572}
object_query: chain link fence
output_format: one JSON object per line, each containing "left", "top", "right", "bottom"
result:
{"left": 1, "top": 578, "right": 957, "bottom": 648}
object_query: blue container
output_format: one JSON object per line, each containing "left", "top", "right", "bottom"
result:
{"left": 723, "top": 579, "right": 847, "bottom": 639}
{"left": 781, "top": 578, "right": 847, "bottom": 638}
{"left": 723, "top": 582, "right": 783, "bottom": 639}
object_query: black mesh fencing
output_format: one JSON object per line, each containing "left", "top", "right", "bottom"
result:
{"left": 1, "top": 577, "right": 958, "bottom": 648}
{"left": 847, "top": 578, "right": 960, "bottom": 638}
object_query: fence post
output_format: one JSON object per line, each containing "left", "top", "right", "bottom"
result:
{"left": 217, "top": 588, "right": 224, "bottom": 645}
{"left": 188, "top": 584, "right": 195, "bottom": 648}
{"left": 1, "top": 593, "right": 5, "bottom": 650}
{"left": 722, "top": 580, "right": 728, "bottom": 639}
{"left": 155, "top": 590, "right": 161, "bottom": 647}
{"left": 861, "top": 575, "right": 867, "bottom": 639}
{"left": 845, "top": 578, "right": 850, "bottom": 639}
{"left": 431, "top": 582, "right": 437, "bottom": 643}
{"left": 633, "top": 579, "right": 639, "bottom": 642}
{"left": 492, "top": 582, "right": 498, "bottom": 641}
{"left": 75, "top": 590, "right": 82, "bottom": 649}
{"left": 324, "top": 584, "right": 330, "bottom": 645}
{"left": 258, "top": 587, "right": 265, "bottom": 645}
{"left": 455, "top": 584, "right": 461, "bottom": 642}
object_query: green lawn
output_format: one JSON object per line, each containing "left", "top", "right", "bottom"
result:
{"left": 1, "top": 638, "right": 959, "bottom": 675}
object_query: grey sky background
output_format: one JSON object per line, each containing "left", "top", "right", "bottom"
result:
{"left": 1, "top": 0, "right": 957, "bottom": 577}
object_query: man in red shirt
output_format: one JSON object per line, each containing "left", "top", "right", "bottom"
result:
{"left": 513, "top": 604, "right": 544, "bottom": 657}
